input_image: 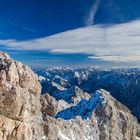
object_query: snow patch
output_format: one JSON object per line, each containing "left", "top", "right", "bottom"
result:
{"left": 58, "top": 131, "right": 71, "bottom": 140}
{"left": 55, "top": 90, "right": 105, "bottom": 120}
{"left": 136, "top": 136, "right": 140, "bottom": 140}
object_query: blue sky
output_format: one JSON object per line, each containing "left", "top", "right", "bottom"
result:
{"left": 1, "top": 0, "right": 140, "bottom": 68}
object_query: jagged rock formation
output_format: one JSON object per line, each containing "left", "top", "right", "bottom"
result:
{"left": 38, "top": 67, "right": 140, "bottom": 140}
{"left": 0, "top": 52, "right": 140, "bottom": 140}
{"left": 41, "top": 93, "right": 71, "bottom": 119}
{"left": 37, "top": 67, "right": 140, "bottom": 121}
{"left": 50, "top": 86, "right": 91, "bottom": 104}
{"left": 0, "top": 53, "right": 45, "bottom": 140}
{"left": 45, "top": 89, "right": 140, "bottom": 140}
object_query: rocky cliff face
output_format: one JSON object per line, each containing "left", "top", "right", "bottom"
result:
{"left": 43, "top": 89, "right": 140, "bottom": 140}
{"left": 0, "top": 53, "right": 45, "bottom": 140}
{"left": 0, "top": 52, "right": 140, "bottom": 140}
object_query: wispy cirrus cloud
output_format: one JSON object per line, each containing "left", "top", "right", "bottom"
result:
{"left": 1, "top": 20, "right": 140, "bottom": 65}
{"left": 10, "top": 22, "right": 36, "bottom": 33}
{"left": 86, "top": 0, "right": 101, "bottom": 26}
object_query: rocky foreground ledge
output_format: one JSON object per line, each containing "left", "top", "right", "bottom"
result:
{"left": 0, "top": 52, "right": 140, "bottom": 140}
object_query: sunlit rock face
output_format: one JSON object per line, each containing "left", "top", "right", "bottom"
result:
{"left": 0, "top": 53, "right": 41, "bottom": 121}
{"left": 44, "top": 89, "right": 140, "bottom": 140}
{"left": 0, "top": 52, "right": 44, "bottom": 140}
{"left": 38, "top": 68, "right": 140, "bottom": 140}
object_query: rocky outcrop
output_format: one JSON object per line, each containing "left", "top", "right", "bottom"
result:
{"left": 45, "top": 116, "right": 100, "bottom": 140}
{"left": 95, "top": 89, "right": 140, "bottom": 140}
{"left": 0, "top": 53, "right": 45, "bottom": 140}
{"left": 45, "top": 89, "right": 140, "bottom": 140}
{"left": 41, "top": 93, "right": 71, "bottom": 120}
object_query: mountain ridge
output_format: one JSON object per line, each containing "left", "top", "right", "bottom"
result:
{"left": 37, "top": 67, "right": 140, "bottom": 122}
{"left": 0, "top": 52, "right": 140, "bottom": 140}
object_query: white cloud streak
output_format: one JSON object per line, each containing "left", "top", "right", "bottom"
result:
{"left": 1, "top": 20, "right": 140, "bottom": 64}
{"left": 10, "top": 22, "right": 36, "bottom": 33}
{"left": 86, "top": 0, "right": 101, "bottom": 26}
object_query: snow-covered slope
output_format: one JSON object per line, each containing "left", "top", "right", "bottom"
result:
{"left": 37, "top": 67, "right": 140, "bottom": 139}
{"left": 55, "top": 89, "right": 103, "bottom": 120}
{"left": 42, "top": 89, "right": 140, "bottom": 140}
{"left": 37, "top": 67, "right": 140, "bottom": 121}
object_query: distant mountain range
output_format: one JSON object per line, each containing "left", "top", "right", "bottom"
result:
{"left": 37, "top": 67, "right": 140, "bottom": 121}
